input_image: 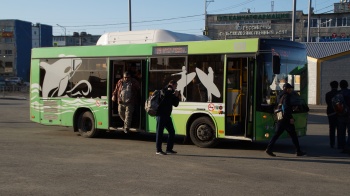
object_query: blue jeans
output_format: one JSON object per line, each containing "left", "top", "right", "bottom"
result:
{"left": 156, "top": 116, "right": 175, "bottom": 152}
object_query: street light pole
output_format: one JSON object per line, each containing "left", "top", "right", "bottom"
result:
{"left": 307, "top": 0, "right": 312, "bottom": 42}
{"left": 129, "top": 0, "right": 132, "bottom": 31}
{"left": 291, "top": 0, "right": 296, "bottom": 41}
{"left": 56, "top": 24, "right": 66, "bottom": 46}
{"left": 204, "top": 0, "right": 214, "bottom": 36}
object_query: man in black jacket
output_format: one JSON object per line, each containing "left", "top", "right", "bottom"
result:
{"left": 325, "top": 81, "right": 339, "bottom": 148}
{"left": 155, "top": 80, "right": 180, "bottom": 155}
{"left": 265, "top": 83, "right": 306, "bottom": 157}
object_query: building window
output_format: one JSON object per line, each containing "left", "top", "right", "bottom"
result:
{"left": 320, "top": 18, "right": 332, "bottom": 27}
{"left": 5, "top": 50, "right": 12, "bottom": 55}
{"left": 311, "top": 19, "right": 318, "bottom": 27}
{"left": 337, "top": 18, "right": 343, "bottom": 26}
{"left": 4, "top": 26, "right": 13, "bottom": 31}
{"left": 347, "top": 17, "right": 350, "bottom": 26}
{"left": 4, "top": 38, "right": 12, "bottom": 43}
{"left": 330, "top": 18, "right": 336, "bottom": 27}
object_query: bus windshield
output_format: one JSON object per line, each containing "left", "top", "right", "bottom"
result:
{"left": 257, "top": 39, "right": 308, "bottom": 112}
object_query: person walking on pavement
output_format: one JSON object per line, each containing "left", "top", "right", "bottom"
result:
{"left": 265, "top": 83, "right": 306, "bottom": 157}
{"left": 337, "top": 80, "right": 350, "bottom": 153}
{"left": 325, "top": 81, "right": 339, "bottom": 148}
{"left": 112, "top": 71, "right": 140, "bottom": 133}
{"left": 155, "top": 80, "right": 180, "bottom": 155}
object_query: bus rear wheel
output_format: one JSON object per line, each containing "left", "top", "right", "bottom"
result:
{"left": 78, "top": 111, "right": 98, "bottom": 138}
{"left": 190, "top": 117, "right": 218, "bottom": 148}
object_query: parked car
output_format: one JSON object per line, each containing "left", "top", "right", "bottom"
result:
{"left": 5, "top": 77, "right": 24, "bottom": 86}
{"left": 0, "top": 77, "right": 5, "bottom": 87}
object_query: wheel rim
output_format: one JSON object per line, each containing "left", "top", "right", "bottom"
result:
{"left": 196, "top": 124, "right": 214, "bottom": 141}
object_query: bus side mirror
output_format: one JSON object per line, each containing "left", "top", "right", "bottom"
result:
{"left": 272, "top": 55, "right": 280, "bottom": 74}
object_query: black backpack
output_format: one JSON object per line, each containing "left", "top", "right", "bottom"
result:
{"left": 144, "top": 90, "right": 164, "bottom": 116}
{"left": 331, "top": 92, "right": 349, "bottom": 116}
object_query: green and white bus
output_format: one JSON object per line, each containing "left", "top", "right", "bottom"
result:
{"left": 30, "top": 29, "right": 308, "bottom": 147}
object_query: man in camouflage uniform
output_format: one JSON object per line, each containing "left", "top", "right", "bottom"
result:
{"left": 112, "top": 71, "right": 140, "bottom": 133}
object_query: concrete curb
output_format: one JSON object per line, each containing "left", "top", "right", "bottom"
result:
{"left": 0, "top": 96, "right": 27, "bottom": 100}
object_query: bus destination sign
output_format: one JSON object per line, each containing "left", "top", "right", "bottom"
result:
{"left": 152, "top": 46, "right": 188, "bottom": 55}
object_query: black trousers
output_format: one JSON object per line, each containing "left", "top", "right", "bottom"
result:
{"left": 327, "top": 114, "right": 338, "bottom": 148}
{"left": 267, "top": 119, "right": 301, "bottom": 152}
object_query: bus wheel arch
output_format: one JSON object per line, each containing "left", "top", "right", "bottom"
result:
{"left": 188, "top": 115, "right": 218, "bottom": 148}
{"left": 75, "top": 109, "right": 99, "bottom": 138}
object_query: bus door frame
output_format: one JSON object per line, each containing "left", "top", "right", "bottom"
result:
{"left": 225, "top": 54, "right": 255, "bottom": 139}
{"left": 109, "top": 57, "right": 147, "bottom": 131}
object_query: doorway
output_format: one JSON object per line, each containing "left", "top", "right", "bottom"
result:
{"left": 225, "top": 57, "right": 249, "bottom": 137}
{"left": 109, "top": 59, "right": 147, "bottom": 131}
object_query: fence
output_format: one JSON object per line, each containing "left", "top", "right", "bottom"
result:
{"left": 0, "top": 85, "right": 30, "bottom": 98}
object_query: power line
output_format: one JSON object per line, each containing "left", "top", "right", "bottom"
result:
{"left": 208, "top": 0, "right": 256, "bottom": 13}
{"left": 63, "top": 14, "right": 203, "bottom": 28}
{"left": 315, "top": 4, "right": 333, "bottom": 13}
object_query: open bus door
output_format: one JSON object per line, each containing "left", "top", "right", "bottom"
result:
{"left": 109, "top": 59, "right": 147, "bottom": 132}
{"left": 225, "top": 57, "right": 254, "bottom": 139}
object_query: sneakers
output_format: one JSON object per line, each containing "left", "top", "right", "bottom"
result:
{"left": 296, "top": 151, "right": 307, "bottom": 156}
{"left": 166, "top": 150, "right": 177, "bottom": 154}
{"left": 265, "top": 149, "right": 276, "bottom": 157}
{"left": 156, "top": 151, "right": 167, "bottom": 155}
{"left": 124, "top": 128, "right": 129, "bottom": 134}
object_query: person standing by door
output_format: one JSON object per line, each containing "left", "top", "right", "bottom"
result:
{"left": 337, "top": 80, "right": 350, "bottom": 153}
{"left": 155, "top": 80, "right": 180, "bottom": 155}
{"left": 325, "top": 81, "right": 339, "bottom": 148}
{"left": 112, "top": 71, "right": 140, "bottom": 133}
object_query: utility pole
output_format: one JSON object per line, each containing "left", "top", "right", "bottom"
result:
{"left": 307, "top": 0, "right": 312, "bottom": 42}
{"left": 129, "top": 0, "right": 132, "bottom": 31}
{"left": 271, "top": 1, "right": 274, "bottom": 12}
{"left": 204, "top": 0, "right": 214, "bottom": 35}
{"left": 291, "top": 0, "right": 296, "bottom": 41}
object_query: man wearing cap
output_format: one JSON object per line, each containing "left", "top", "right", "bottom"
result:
{"left": 112, "top": 71, "right": 140, "bottom": 133}
{"left": 265, "top": 83, "right": 306, "bottom": 157}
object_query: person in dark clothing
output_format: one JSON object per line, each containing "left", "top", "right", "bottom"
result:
{"left": 155, "top": 80, "right": 180, "bottom": 155}
{"left": 337, "top": 80, "right": 350, "bottom": 153}
{"left": 265, "top": 83, "right": 306, "bottom": 157}
{"left": 325, "top": 81, "right": 339, "bottom": 148}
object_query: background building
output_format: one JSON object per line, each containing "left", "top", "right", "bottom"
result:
{"left": 206, "top": 3, "right": 350, "bottom": 42}
{"left": 53, "top": 32, "right": 99, "bottom": 46}
{"left": 0, "top": 19, "right": 52, "bottom": 82}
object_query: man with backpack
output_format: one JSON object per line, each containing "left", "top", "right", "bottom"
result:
{"left": 155, "top": 80, "right": 180, "bottom": 155}
{"left": 325, "top": 81, "right": 339, "bottom": 148}
{"left": 265, "top": 83, "right": 306, "bottom": 157}
{"left": 336, "top": 80, "right": 350, "bottom": 153}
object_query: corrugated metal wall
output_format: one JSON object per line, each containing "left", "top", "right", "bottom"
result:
{"left": 320, "top": 54, "right": 350, "bottom": 105}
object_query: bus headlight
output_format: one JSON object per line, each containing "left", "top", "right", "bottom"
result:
{"left": 265, "top": 133, "right": 269, "bottom": 138}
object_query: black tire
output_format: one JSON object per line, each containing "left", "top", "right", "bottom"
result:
{"left": 190, "top": 116, "right": 218, "bottom": 148}
{"left": 78, "top": 111, "right": 99, "bottom": 138}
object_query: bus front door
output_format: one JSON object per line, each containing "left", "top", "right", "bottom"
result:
{"left": 225, "top": 57, "right": 252, "bottom": 138}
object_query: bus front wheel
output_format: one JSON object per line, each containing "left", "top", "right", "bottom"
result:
{"left": 190, "top": 117, "right": 218, "bottom": 148}
{"left": 78, "top": 111, "right": 98, "bottom": 138}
